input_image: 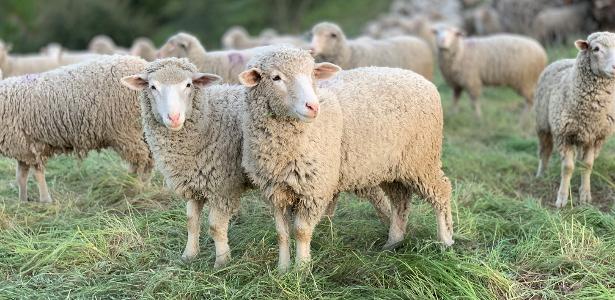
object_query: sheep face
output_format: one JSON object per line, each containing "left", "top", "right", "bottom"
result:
{"left": 310, "top": 23, "right": 345, "bottom": 57}
{"left": 576, "top": 32, "right": 615, "bottom": 79}
{"left": 433, "top": 27, "right": 463, "bottom": 50}
{"left": 239, "top": 49, "right": 340, "bottom": 122}
{"left": 122, "top": 67, "right": 220, "bottom": 131}
{"left": 158, "top": 34, "right": 193, "bottom": 59}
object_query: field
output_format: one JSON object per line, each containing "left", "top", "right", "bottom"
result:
{"left": 0, "top": 46, "right": 614, "bottom": 299}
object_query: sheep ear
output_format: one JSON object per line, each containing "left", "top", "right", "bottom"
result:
{"left": 121, "top": 74, "right": 149, "bottom": 91}
{"left": 314, "top": 62, "right": 341, "bottom": 80}
{"left": 455, "top": 30, "right": 465, "bottom": 37}
{"left": 575, "top": 40, "right": 589, "bottom": 51}
{"left": 192, "top": 73, "right": 221, "bottom": 88}
{"left": 238, "top": 68, "right": 262, "bottom": 87}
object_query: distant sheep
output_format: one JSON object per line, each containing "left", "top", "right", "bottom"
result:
{"left": 0, "top": 55, "right": 153, "bottom": 203}
{"left": 158, "top": 32, "right": 262, "bottom": 84}
{"left": 40, "top": 43, "right": 102, "bottom": 66}
{"left": 221, "top": 26, "right": 261, "bottom": 50}
{"left": 534, "top": 32, "right": 615, "bottom": 208}
{"left": 533, "top": 3, "right": 594, "bottom": 45}
{"left": 433, "top": 26, "right": 547, "bottom": 118}
{"left": 0, "top": 41, "right": 62, "bottom": 77}
{"left": 130, "top": 37, "right": 157, "bottom": 61}
{"left": 239, "top": 47, "right": 453, "bottom": 271}
{"left": 311, "top": 22, "right": 433, "bottom": 80}
{"left": 88, "top": 35, "right": 128, "bottom": 55}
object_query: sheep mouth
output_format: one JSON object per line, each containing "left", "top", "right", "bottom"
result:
{"left": 295, "top": 112, "right": 317, "bottom": 122}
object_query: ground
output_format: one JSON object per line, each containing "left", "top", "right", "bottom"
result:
{"left": 0, "top": 45, "right": 614, "bottom": 299}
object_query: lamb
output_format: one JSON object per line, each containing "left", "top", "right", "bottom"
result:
{"left": 534, "top": 32, "right": 615, "bottom": 208}
{"left": 157, "top": 32, "right": 261, "bottom": 84}
{"left": 532, "top": 3, "right": 594, "bottom": 46}
{"left": 310, "top": 22, "right": 434, "bottom": 81}
{"left": 0, "top": 55, "right": 153, "bottom": 203}
{"left": 433, "top": 26, "right": 547, "bottom": 118}
{"left": 239, "top": 47, "right": 453, "bottom": 271}
{"left": 130, "top": 37, "right": 157, "bottom": 61}
{"left": 120, "top": 57, "right": 392, "bottom": 268}
{"left": 0, "top": 41, "right": 62, "bottom": 77}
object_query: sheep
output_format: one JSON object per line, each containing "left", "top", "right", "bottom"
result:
{"left": 532, "top": 3, "right": 594, "bottom": 46}
{"left": 433, "top": 26, "right": 547, "bottom": 118}
{"left": 473, "top": 5, "right": 502, "bottom": 36}
{"left": 310, "top": 22, "right": 434, "bottom": 81}
{"left": 40, "top": 43, "right": 103, "bottom": 66}
{"left": 88, "top": 35, "right": 128, "bottom": 55}
{"left": 130, "top": 37, "right": 157, "bottom": 61}
{"left": 534, "top": 32, "right": 615, "bottom": 208}
{"left": 239, "top": 47, "right": 453, "bottom": 271}
{"left": 120, "top": 57, "right": 392, "bottom": 268}
{"left": 157, "top": 32, "right": 262, "bottom": 84}
{"left": 0, "top": 55, "right": 153, "bottom": 203}
{"left": 221, "top": 26, "right": 261, "bottom": 50}
{"left": 0, "top": 41, "right": 62, "bottom": 77}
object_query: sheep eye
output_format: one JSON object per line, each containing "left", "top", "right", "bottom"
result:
{"left": 593, "top": 46, "right": 600, "bottom": 52}
{"left": 330, "top": 33, "right": 337, "bottom": 38}
{"left": 272, "top": 75, "right": 281, "bottom": 81}
{"left": 186, "top": 83, "right": 191, "bottom": 88}
{"left": 150, "top": 85, "right": 156, "bottom": 90}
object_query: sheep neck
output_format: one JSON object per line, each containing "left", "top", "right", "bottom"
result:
{"left": 570, "top": 54, "right": 615, "bottom": 115}
{"left": 437, "top": 39, "right": 465, "bottom": 78}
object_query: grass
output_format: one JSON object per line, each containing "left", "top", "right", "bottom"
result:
{"left": 1, "top": 45, "right": 614, "bottom": 299}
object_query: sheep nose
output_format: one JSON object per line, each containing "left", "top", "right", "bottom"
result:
{"left": 305, "top": 102, "right": 319, "bottom": 113}
{"left": 168, "top": 112, "right": 180, "bottom": 123}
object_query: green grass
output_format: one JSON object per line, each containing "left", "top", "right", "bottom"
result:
{"left": 1, "top": 46, "right": 614, "bottom": 299}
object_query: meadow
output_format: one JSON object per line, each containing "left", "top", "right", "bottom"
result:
{"left": 0, "top": 45, "right": 613, "bottom": 299}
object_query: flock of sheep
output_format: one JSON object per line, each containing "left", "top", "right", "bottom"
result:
{"left": 0, "top": 4, "right": 614, "bottom": 272}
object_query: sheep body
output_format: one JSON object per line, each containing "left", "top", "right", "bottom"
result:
{"left": 0, "top": 41, "right": 62, "bottom": 77}
{"left": 240, "top": 47, "right": 452, "bottom": 270}
{"left": 533, "top": 3, "right": 594, "bottom": 45}
{"left": 0, "top": 55, "right": 153, "bottom": 202}
{"left": 311, "top": 22, "right": 433, "bottom": 80}
{"left": 434, "top": 27, "right": 547, "bottom": 117}
{"left": 130, "top": 37, "right": 157, "bottom": 61}
{"left": 534, "top": 32, "right": 615, "bottom": 208}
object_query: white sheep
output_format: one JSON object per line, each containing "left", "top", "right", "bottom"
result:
{"left": 130, "top": 37, "right": 157, "bottom": 61}
{"left": 0, "top": 55, "right": 153, "bottom": 203}
{"left": 532, "top": 3, "right": 594, "bottom": 46}
{"left": 88, "top": 35, "right": 128, "bottom": 55}
{"left": 534, "top": 32, "right": 615, "bottom": 208}
{"left": 239, "top": 47, "right": 453, "bottom": 271}
{"left": 0, "top": 41, "right": 62, "bottom": 77}
{"left": 40, "top": 43, "right": 103, "bottom": 66}
{"left": 221, "top": 26, "right": 262, "bottom": 50}
{"left": 310, "top": 22, "right": 434, "bottom": 81}
{"left": 121, "top": 57, "right": 392, "bottom": 268}
{"left": 157, "top": 32, "right": 262, "bottom": 84}
{"left": 433, "top": 26, "right": 547, "bottom": 118}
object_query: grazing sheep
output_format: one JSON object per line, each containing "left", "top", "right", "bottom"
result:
{"left": 0, "top": 55, "right": 153, "bottom": 203}
{"left": 121, "top": 58, "right": 392, "bottom": 268}
{"left": 310, "top": 22, "right": 434, "bottom": 80}
{"left": 239, "top": 47, "right": 453, "bottom": 271}
{"left": 534, "top": 32, "right": 615, "bottom": 208}
{"left": 433, "top": 26, "right": 547, "bottom": 118}
{"left": 130, "top": 37, "right": 157, "bottom": 61}
{"left": 533, "top": 3, "right": 594, "bottom": 46}
{"left": 0, "top": 41, "right": 62, "bottom": 77}
{"left": 157, "top": 32, "right": 261, "bottom": 84}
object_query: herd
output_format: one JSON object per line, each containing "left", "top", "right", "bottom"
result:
{"left": 0, "top": 17, "right": 614, "bottom": 272}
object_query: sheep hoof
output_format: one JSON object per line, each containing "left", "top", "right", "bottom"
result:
{"left": 383, "top": 240, "right": 403, "bottom": 251}
{"left": 579, "top": 192, "right": 592, "bottom": 205}
{"left": 277, "top": 262, "right": 290, "bottom": 274}
{"left": 214, "top": 253, "right": 231, "bottom": 269}
{"left": 181, "top": 252, "right": 197, "bottom": 264}
{"left": 39, "top": 196, "right": 53, "bottom": 204}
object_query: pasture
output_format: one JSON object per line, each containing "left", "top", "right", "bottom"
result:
{"left": 0, "top": 45, "right": 613, "bottom": 299}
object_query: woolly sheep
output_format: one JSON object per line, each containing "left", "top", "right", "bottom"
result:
{"left": 0, "top": 41, "right": 62, "bottom": 77}
{"left": 433, "top": 26, "right": 547, "bottom": 118}
{"left": 158, "top": 32, "right": 262, "bottom": 84}
{"left": 532, "top": 3, "right": 594, "bottom": 46}
{"left": 130, "top": 37, "right": 157, "bottom": 61}
{"left": 88, "top": 35, "right": 128, "bottom": 55}
{"left": 534, "top": 32, "right": 615, "bottom": 208}
{"left": 121, "top": 57, "right": 392, "bottom": 268}
{"left": 0, "top": 55, "right": 153, "bottom": 203}
{"left": 40, "top": 43, "right": 103, "bottom": 66}
{"left": 310, "top": 22, "right": 434, "bottom": 80}
{"left": 239, "top": 47, "right": 453, "bottom": 271}
{"left": 221, "top": 26, "right": 262, "bottom": 50}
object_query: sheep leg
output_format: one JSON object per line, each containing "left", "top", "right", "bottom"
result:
{"left": 578, "top": 146, "right": 595, "bottom": 204}
{"left": 324, "top": 193, "right": 340, "bottom": 219}
{"left": 16, "top": 161, "right": 30, "bottom": 202}
{"left": 354, "top": 186, "right": 391, "bottom": 225}
{"left": 274, "top": 206, "right": 292, "bottom": 272}
{"left": 432, "top": 178, "right": 454, "bottom": 247}
{"left": 32, "top": 164, "right": 52, "bottom": 203}
{"left": 382, "top": 182, "right": 411, "bottom": 250}
{"left": 181, "top": 199, "right": 204, "bottom": 263}
{"left": 555, "top": 147, "right": 575, "bottom": 208}
{"left": 294, "top": 208, "right": 321, "bottom": 268}
{"left": 536, "top": 130, "right": 553, "bottom": 177}
{"left": 452, "top": 87, "right": 462, "bottom": 114}
{"left": 468, "top": 89, "right": 482, "bottom": 119}
{"left": 209, "top": 205, "right": 232, "bottom": 268}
